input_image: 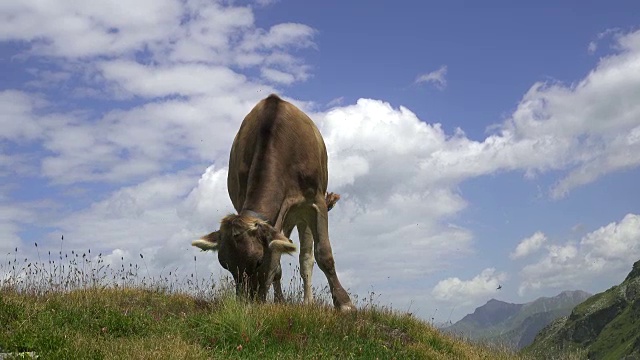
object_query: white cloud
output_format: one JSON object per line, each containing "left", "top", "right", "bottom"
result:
{"left": 0, "top": 204, "right": 33, "bottom": 255}
{"left": 432, "top": 268, "right": 507, "bottom": 304}
{"left": 549, "top": 125, "right": 640, "bottom": 198}
{"left": 180, "top": 165, "right": 235, "bottom": 231}
{"left": 510, "top": 231, "right": 547, "bottom": 259}
{"left": 303, "top": 100, "right": 480, "bottom": 287}
{"left": 260, "top": 68, "right": 296, "bottom": 85}
{"left": 326, "top": 96, "right": 345, "bottom": 107}
{"left": 242, "top": 23, "right": 317, "bottom": 50}
{"left": 0, "top": 0, "right": 314, "bottom": 73}
{"left": 319, "top": 99, "right": 464, "bottom": 194}
{"left": 503, "top": 29, "right": 640, "bottom": 198}
{"left": 254, "top": 0, "right": 279, "bottom": 7}
{"left": 0, "top": 0, "right": 318, "bottom": 186}
{"left": 0, "top": 0, "right": 315, "bottom": 67}
{"left": 587, "top": 28, "right": 621, "bottom": 55}
{"left": 98, "top": 62, "right": 251, "bottom": 98}
{"left": 0, "top": 90, "right": 45, "bottom": 140}
{"left": 581, "top": 213, "right": 640, "bottom": 261}
{"left": 415, "top": 65, "right": 448, "bottom": 89}
{"left": 47, "top": 169, "right": 230, "bottom": 279}
{"left": 518, "top": 213, "right": 640, "bottom": 295}
{"left": 24, "top": 69, "right": 72, "bottom": 89}
{"left": 0, "top": 0, "right": 183, "bottom": 58}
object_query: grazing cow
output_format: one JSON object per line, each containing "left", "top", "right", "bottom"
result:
{"left": 192, "top": 94, "right": 353, "bottom": 311}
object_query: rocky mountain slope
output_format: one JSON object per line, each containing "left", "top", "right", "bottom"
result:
{"left": 524, "top": 259, "right": 640, "bottom": 359}
{"left": 445, "top": 290, "right": 591, "bottom": 350}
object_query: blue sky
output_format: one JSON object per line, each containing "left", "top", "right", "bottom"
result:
{"left": 1, "top": 0, "right": 640, "bottom": 323}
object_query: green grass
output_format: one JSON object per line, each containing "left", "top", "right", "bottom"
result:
{"left": 1, "top": 244, "right": 528, "bottom": 359}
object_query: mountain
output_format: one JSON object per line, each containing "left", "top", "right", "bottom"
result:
{"left": 444, "top": 290, "right": 591, "bottom": 350}
{"left": 445, "top": 299, "right": 523, "bottom": 340}
{"left": 525, "top": 259, "right": 640, "bottom": 359}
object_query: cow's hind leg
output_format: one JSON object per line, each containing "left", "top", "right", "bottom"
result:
{"left": 308, "top": 198, "right": 354, "bottom": 311}
{"left": 297, "top": 222, "right": 315, "bottom": 304}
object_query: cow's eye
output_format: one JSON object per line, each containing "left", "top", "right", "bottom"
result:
{"left": 256, "top": 260, "right": 263, "bottom": 268}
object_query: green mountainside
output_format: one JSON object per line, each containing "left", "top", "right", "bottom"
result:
{"left": 525, "top": 259, "right": 640, "bottom": 359}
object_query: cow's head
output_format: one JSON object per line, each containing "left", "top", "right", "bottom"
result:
{"left": 191, "top": 214, "right": 296, "bottom": 300}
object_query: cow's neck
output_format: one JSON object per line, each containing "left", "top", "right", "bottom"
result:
{"left": 238, "top": 143, "right": 288, "bottom": 227}
{"left": 240, "top": 186, "right": 285, "bottom": 226}
{"left": 240, "top": 209, "right": 270, "bottom": 222}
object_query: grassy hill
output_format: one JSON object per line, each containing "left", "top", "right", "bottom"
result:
{"left": 0, "top": 245, "right": 529, "bottom": 359}
{"left": 0, "top": 286, "right": 532, "bottom": 359}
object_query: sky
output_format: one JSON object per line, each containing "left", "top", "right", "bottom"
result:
{"left": 1, "top": 0, "right": 640, "bottom": 324}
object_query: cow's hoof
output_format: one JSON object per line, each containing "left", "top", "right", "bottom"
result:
{"left": 339, "top": 303, "right": 355, "bottom": 312}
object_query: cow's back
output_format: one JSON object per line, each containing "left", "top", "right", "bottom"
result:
{"left": 227, "top": 94, "right": 328, "bottom": 214}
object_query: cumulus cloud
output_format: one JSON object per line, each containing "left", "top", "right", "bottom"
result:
{"left": 432, "top": 268, "right": 507, "bottom": 304}
{"left": 504, "top": 29, "right": 640, "bottom": 198}
{"left": 260, "top": 68, "right": 297, "bottom": 85}
{"left": 0, "top": 204, "right": 33, "bottom": 255}
{"left": 243, "top": 23, "right": 316, "bottom": 50}
{"left": 510, "top": 231, "right": 548, "bottom": 259}
{"left": 415, "top": 65, "right": 448, "bottom": 89}
{"left": 0, "top": 1, "right": 314, "bottom": 64}
{"left": 46, "top": 169, "right": 237, "bottom": 281}
{"left": 0, "top": 90, "right": 46, "bottom": 141}
{"left": 581, "top": 214, "right": 640, "bottom": 260}
{"left": 98, "top": 62, "right": 253, "bottom": 98}
{"left": 319, "top": 28, "right": 640, "bottom": 200}
{"left": 54, "top": 171, "right": 198, "bottom": 249}
{"left": 0, "top": 0, "right": 315, "bottom": 184}
{"left": 518, "top": 213, "right": 640, "bottom": 295}
{"left": 180, "top": 166, "right": 235, "bottom": 231}
{"left": 0, "top": 0, "right": 183, "bottom": 58}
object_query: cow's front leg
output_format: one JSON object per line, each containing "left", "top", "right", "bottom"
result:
{"left": 257, "top": 251, "right": 282, "bottom": 302}
{"left": 273, "top": 261, "right": 285, "bottom": 303}
{"left": 309, "top": 199, "right": 354, "bottom": 312}
{"left": 272, "top": 223, "right": 296, "bottom": 303}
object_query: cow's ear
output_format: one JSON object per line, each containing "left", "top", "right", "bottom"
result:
{"left": 268, "top": 232, "right": 297, "bottom": 254}
{"left": 191, "top": 231, "right": 220, "bottom": 251}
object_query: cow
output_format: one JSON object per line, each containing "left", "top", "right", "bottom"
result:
{"left": 192, "top": 94, "right": 354, "bottom": 311}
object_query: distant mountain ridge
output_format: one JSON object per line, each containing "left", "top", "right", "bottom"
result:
{"left": 525, "top": 259, "right": 640, "bottom": 359}
{"left": 444, "top": 290, "right": 591, "bottom": 350}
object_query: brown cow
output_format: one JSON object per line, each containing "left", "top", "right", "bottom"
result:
{"left": 192, "top": 95, "right": 353, "bottom": 311}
